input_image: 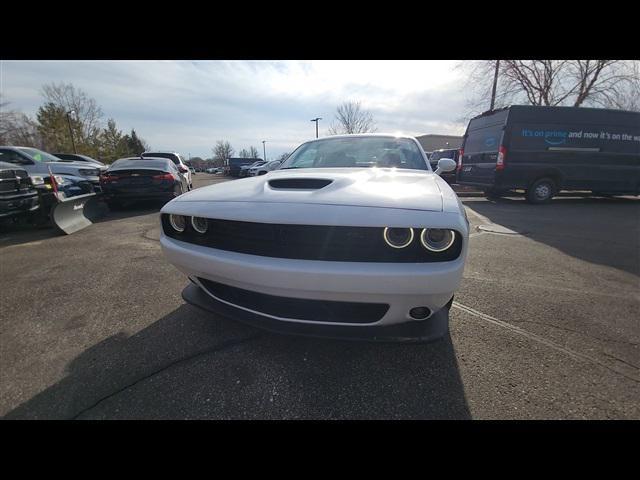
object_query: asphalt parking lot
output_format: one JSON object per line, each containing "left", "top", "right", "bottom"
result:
{"left": 1, "top": 175, "right": 638, "bottom": 419}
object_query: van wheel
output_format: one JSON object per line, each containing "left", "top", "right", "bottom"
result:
{"left": 526, "top": 178, "right": 556, "bottom": 204}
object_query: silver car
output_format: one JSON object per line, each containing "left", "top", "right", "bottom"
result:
{"left": 249, "top": 160, "right": 282, "bottom": 176}
{"left": 0, "top": 146, "right": 102, "bottom": 191}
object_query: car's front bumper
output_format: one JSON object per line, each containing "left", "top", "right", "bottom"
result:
{"left": 161, "top": 233, "right": 465, "bottom": 329}
{"left": 0, "top": 192, "right": 40, "bottom": 218}
{"left": 182, "top": 281, "right": 452, "bottom": 342}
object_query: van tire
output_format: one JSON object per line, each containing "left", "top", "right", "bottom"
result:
{"left": 526, "top": 178, "right": 556, "bottom": 204}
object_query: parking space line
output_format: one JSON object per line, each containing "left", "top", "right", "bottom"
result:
{"left": 452, "top": 301, "right": 640, "bottom": 383}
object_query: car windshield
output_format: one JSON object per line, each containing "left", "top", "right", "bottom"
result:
{"left": 280, "top": 136, "right": 428, "bottom": 171}
{"left": 17, "top": 147, "right": 62, "bottom": 163}
{"left": 110, "top": 159, "right": 169, "bottom": 170}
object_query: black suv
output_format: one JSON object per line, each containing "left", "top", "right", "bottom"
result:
{"left": 0, "top": 161, "right": 40, "bottom": 222}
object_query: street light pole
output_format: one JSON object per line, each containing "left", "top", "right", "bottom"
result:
{"left": 66, "top": 110, "right": 77, "bottom": 154}
{"left": 490, "top": 60, "right": 500, "bottom": 111}
{"left": 310, "top": 117, "right": 322, "bottom": 138}
{"left": 262, "top": 140, "right": 266, "bottom": 161}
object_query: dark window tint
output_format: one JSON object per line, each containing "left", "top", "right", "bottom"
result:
{"left": 464, "top": 124, "right": 504, "bottom": 153}
{"left": 0, "top": 149, "right": 29, "bottom": 164}
{"left": 111, "top": 159, "right": 170, "bottom": 170}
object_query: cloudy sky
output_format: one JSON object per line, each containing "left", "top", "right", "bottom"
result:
{"left": 1, "top": 60, "right": 468, "bottom": 159}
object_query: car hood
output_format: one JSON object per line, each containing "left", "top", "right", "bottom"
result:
{"left": 177, "top": 168, "right": 445, "bottom": 212}
{"left": 26, "top": 161, "right": 99, "bottom": 176}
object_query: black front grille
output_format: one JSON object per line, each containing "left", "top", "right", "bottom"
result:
{"left": 198, "top": 278, "right": 388, "bottom": 324}
{"left": 162, "top": 215, "right": 462, "bottom": 263}
{"left": 0, "top": 169, "right": 32, "bottom": 193}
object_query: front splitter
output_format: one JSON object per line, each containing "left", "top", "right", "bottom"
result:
{"left": 182, "top": 282, "right": 451, "bottom": 343}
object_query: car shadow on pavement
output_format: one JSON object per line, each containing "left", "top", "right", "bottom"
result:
{"left": 90, "top": 200, "right": 166, "bottom": 223}
{"left": 0, "top": 199, "right": 166, "bottom": 247}
{"left": 465, "top": 196, "right": 640, "bottom": 277}
{"left": 0, "top": 219, "right": 63, "bottom": 247}
{"left": 3, "top": 304, "right": 470, "bottom": 420}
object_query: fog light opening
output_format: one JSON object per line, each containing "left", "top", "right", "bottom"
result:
{"left": 409, "top": 306, "right": 432, "bottom": 320}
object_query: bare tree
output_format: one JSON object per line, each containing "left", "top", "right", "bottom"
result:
{"left": 0, "top": 98, "right": 42, "bottom": 146}
{"left": 213, "top": 140, "right": 234, "bottom": 163}
{"left": 238, "top": 148, "right": 250, "bottom": 157}
{"left": 41, "top": 83, "right": 104, "bottom": 143}
{"left": 327, "top": 101, "right": 377, "bottom": 135}
{"left": 249, "top": 146, "right": 260, "bottom": 158}
{"left": 458, "top": 60, "right": 639, "bottom": 119}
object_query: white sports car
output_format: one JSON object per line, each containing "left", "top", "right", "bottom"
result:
{"left": 160, "top": 134, "right": 468, "bottom": 341}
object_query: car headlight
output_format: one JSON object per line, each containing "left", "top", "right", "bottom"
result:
{"left": 420, "top": 228, "right": 455, "bottom": 252}
{"left": 383, "top": 227, "right": 414, "bottom": 248}
{"left": 191, "top": 216, "right": 208, "bottom": 234}
{"left": 169, "top": 214, "right": 186, "bottom": 232}
{"left": 54, "top": 175, "right": 70, "bottom": 185}
{"left": 31, "top": 175, "right": 45, "bottom": 185}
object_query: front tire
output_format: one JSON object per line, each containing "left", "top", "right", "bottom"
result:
{"left": 526, "top": 178, "right": 556, "bottom": 204}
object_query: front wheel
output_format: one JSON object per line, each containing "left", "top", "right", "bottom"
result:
{"left": 526, "top": 178, "right": 556, "bottom": 204}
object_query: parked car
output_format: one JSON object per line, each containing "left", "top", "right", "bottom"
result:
{"left": 100, "top": 157, "right": 189, "bottom": 209}
{"left": 239, "top": 161, "right": 265, "bottom": 178}
{"left": 0, "top": 146, "right": 102, "bottom": 194}
{"left": 227, "top": 157, "right": 259, "bottom": 177}
{"left": 160, "top": 134, "right": 465, "bottom": 342}
{"left": 457, "top": 105, "right": 640, "bottom": 203}
{"left": 249, "top": 160, "right": 282, "bottom": 176}
{"left": 141, "top": 151, "right": 192, "bottom": 190}
{"left": 0, "top": 161, "right": 40, "bottom": 222}
{"left": 189, "top": 166, "right": 196, "bottom": 175}
{"left": 429, "top": 149, "right": 459, "bottom": 184}
{"left": 52, "top": 153, "right": 108, "bottom": 172}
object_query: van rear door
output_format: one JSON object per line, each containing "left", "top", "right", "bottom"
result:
{"left": 458, "top": 110, "right": 508, "bottom": 186}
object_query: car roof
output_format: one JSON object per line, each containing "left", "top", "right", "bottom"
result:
{"left": 306, "top": 133, "right": 416, "bottom": 141}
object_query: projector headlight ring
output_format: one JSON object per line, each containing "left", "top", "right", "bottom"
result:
{"left": 383, "top": 227, "right": 414, "bottom": 249}
{"left": 191, "top": 216, "right": 208, "bottom": 234}
{"left": 169, "top": 214, "right": 186, "bottom": 233}
{"left": 420, "top": 228, "right": 455, "bottom": 252}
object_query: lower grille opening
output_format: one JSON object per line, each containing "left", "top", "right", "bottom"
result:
{"left": 198, "top": 278, "right": 388, "bottom": 324}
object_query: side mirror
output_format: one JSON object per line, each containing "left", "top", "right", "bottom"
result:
{"left": 178, "top": 166, "right": 188, "bottom": 173}
{"left": 434, "top": 158, "right": 456, "bottom": 175}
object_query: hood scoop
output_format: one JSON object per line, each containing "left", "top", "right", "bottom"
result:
{"left": 268, "top": 178, "right": 333, "bottom": 190}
